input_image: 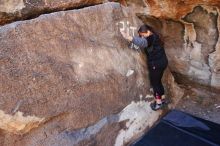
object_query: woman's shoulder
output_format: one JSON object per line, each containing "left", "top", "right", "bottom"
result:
{"left": 146, "top": 34, "right": 158, "bottom": 45}
{"left": 153, "top": 33, "right": 160, "bottom": 40}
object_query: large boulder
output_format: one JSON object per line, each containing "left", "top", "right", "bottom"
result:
{"left": 0, "top": 0, "right": 103, "bottom": 25}
{"left": 0, "top": 2, "right": 182, "bottom": 146}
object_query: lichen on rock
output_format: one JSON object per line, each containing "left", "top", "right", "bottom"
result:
{"left": 0, "top": 110, "right": 44, "bottom": 135}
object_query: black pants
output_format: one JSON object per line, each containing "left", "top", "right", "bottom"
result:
{"left": 148, "top": 61, "right": 167, "bottom": 98}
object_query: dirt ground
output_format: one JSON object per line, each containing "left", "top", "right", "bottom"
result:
{"left": 175, "top": 85, "right": 220, "bottom": 124}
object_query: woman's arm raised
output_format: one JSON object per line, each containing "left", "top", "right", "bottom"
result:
{"left": 120, "top": 30, "right": 148, "bottom": 50}
{"left": 132, "top": 36, "right": 148, "bottom": 50}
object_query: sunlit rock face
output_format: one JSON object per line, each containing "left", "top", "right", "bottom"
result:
{"left": 145, "top": 0, "right": 220, "bottom": 19}
{"left": 120, "top": 0, "right": 220, "bottom": 89}
{"left": 0, "top": 0, "right": 103, "bottom": 25}
{"left": 0, "top": 2, "right": 183, "bottom": 146}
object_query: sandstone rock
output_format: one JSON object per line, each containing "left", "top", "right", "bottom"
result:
{"left": 0, "top": 2, "right": 183, "bottom": 146}
{"left": 0, "top": 0, "right": 103, "bottom": 25}
{"left": 144, "top": 0, "right": 220, "bottom": 19}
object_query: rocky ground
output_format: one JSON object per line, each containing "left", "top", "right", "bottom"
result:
{"left": 176, "top": 84, "right": 220, "bottom": 124}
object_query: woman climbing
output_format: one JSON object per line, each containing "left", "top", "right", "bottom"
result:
{"left": 120, "top": 24, "right": 168, "bottom": 111}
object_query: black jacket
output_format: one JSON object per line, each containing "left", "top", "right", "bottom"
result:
{"left": 131, "top": 34, "right": 168, "bottom": 69}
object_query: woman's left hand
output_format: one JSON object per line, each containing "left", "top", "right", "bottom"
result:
{"left": 120, "top": 30, "right": 133, "bottom": 42}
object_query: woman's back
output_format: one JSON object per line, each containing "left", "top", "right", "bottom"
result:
{"left": 145, "top": 34, "right": 168, "bottom": 68}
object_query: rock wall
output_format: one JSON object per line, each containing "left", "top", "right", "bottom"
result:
{"left": 0, "top": 0, "right": 103, "bottom": 25}
{"left": 119, "top": 0, "right": 220, "bottom": 90}
{"left": 0, "top": 2, "right": 183, "bottom": 146}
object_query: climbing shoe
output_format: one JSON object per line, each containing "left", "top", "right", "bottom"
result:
{"left": 150, "top": 101, "right": 165, "bottom": 111}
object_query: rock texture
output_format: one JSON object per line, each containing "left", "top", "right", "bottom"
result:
{"left": 118, "top": 0, "right": 220, "bottom": 89}
{"left": 0, "top": 0, "right": 103, "bottom": 25}
{"left": 0, "top": 2, "right": 183, "bottom": 146}
{"left": 145, "top": 0, "right": 220, "bottom": 19}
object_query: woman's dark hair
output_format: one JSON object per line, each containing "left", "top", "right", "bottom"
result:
{"left": 138, "top": 24, "right": 164, "bottom": 47}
